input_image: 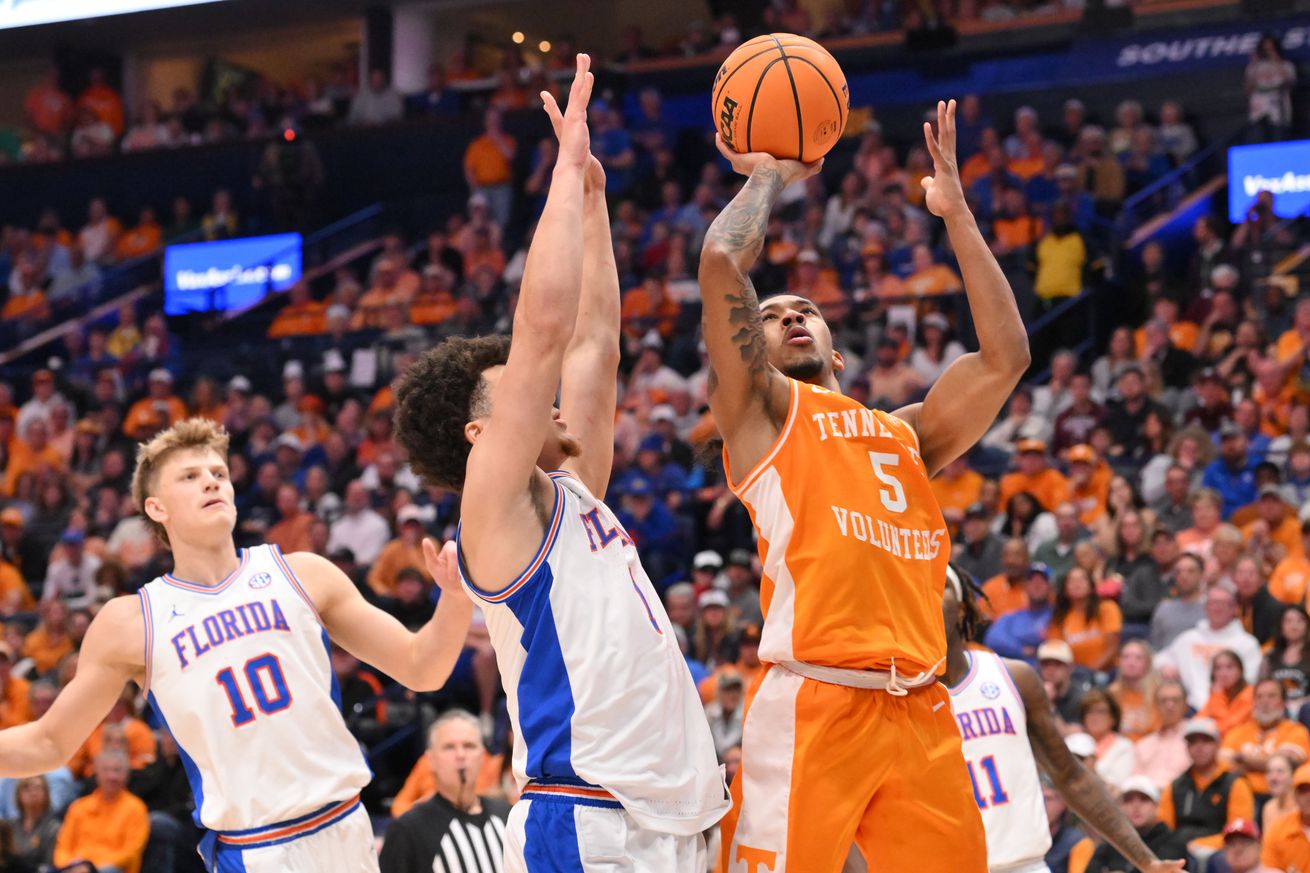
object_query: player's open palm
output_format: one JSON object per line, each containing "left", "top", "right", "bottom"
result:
{"left": 424, "top": 537, "right": 465, "bottom": 597}
{"left": 922, "top": 99, "right": 968, "bottom": 220}
{"left": 541, "top": 54, "right": 594, "bottom": 173}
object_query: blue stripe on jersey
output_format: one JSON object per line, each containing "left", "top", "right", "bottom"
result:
{"left": 504, "top": 563, "right": 578, "bottom": 781}
{"left": 457, "top": 477, "right": 565, "bottom": 603}
{"left": 523, "top": 797, "right": 585, "bottom": 872}
{"left": 146, "top": 691, "right": 207, "bottom": 828}
{"left": 214, "top": 845, "right": 250, "bottom": 873}
{"left": 321, "top": 628, "right": 341, "bottom": 710}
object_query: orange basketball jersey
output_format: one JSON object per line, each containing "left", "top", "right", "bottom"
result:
{"left": 726, "top": 378, "right": 949, "bottom": 674}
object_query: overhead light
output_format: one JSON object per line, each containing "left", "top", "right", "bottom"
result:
{"left": 511, "top": 31, "right": 524, "bottom": 44}
{"left": 538, "top": 40, "right": 551, "bottom": 53}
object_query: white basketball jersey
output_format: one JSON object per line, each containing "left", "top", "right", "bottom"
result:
{"left": 949, "top": 649, "right": 1050, "bottom": 872}
{"left": 457, "top": 471, "right": 729, "bottom": 836}
{"left": 138, "top": 544, "right": 370, "bottom": 832}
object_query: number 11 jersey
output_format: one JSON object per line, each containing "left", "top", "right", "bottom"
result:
{"left": 138, "top": 544, "right": 370, "bottom": 832}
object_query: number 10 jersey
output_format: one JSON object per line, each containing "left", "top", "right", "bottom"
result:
{"left": 138, "top": 544, "right": 370, "bottom": 832}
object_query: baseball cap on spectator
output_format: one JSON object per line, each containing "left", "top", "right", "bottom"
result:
{"left": 922, "top": 313, "right": 949, "bottom": 332}
{"left": 1065, "top": 732, "right": 1095, "bottom": 758}
{"left": 148, "top": 368, "right": 173, "bottom": 384}
{"left": 727, "top": 549, "right": 753, "bottom": 568}
{"left": 1067, "top": 444, "right": 1096, "bottom": 464}
{"left": 640, "top": 330, "right": 664, "bottom": 351}
{"left": 1259, "top": 483, "right": 1287, "bottom": 501}
{"left": 1223, "top": 819, "right": 1259, "bottom": 842}
{"left": 964, "top": 502, "right": 989, "bottom": 520}
{"left": 699, "top": 589, "right": 729, "bottom": 610}
{"left": 274, "top": 433, "right": 304, "bottom": 453}
{"left": 60, "top": 529, "right": 85, "bottom": 546}
{"left": 650, "top": 405, "right": 676, "bottom": 424}
{"left": 693, "top": 550, "right": 723, "bottom": 571}
{"left": 74, "top": 419, "right": 101, "bottom": 435}
{"left": 323, "top": 351, "right": 347, "bottom": 373}
{"left": 227, "top": 375, "right": 252, "bottom": 394}
{"left": 638, "top": 434, "right": 664, "bottom": 454}
{"left": 797, "top": 249, "right": 821, "bottom": 265}
{"left": 625, "top": 476, "right": 653, "bottom": 497}
{"left": 1016, "top": 438, "right": 1046, "bottom": 455}
{"left": 1195, "top": 368, "right": 1222, "bottom": 384}
{"left": 1294, "top": 763, "right": 1310, "bottom": 789}
{"left": 1183, "top": 717, "right": 1220, "bottom": 742}
{"left": 1219, "top": 421, "right": 1243, "bottom": 440}
{"left": 0, "top": 508, "right": 23, "bottom": 527}
{"left": 1119, "top": 775, "right": 1160, "bottom": 804}
{"left": 283, "top": 360, "right": 305, "bottom": 381}
{"left": 396, "top": 505, "right": 427, "bottom": 526}
{"left": 718, "top": 671, "right": 744, "bottom": 691}
{"left": 1028, "top": 562, "right": 1052, "bottom": 580}
{"left": 1037, "top": 640, "right": 1073, "bottom": 665}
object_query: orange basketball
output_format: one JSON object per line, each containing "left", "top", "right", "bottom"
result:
{"left": 711, "top": 33, "right": 849, "bottom": 162}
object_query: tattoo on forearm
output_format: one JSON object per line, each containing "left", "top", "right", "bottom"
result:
{"left": 1067, "top": 769, "right": 1156, "bottom": 866}
{"left": 704, "top": 167, "right": 784, "bottom": 257}
{"left": 703, "top": 167, "right": 784, "bottom": 390}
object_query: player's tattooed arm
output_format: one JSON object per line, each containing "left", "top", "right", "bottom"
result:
{"left": 1008, "top": 659, "right": 1184, "bottom": 873}
{"left": 700, "top": 144, "right": 817, "bottom": 452}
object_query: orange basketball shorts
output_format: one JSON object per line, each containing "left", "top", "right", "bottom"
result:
{"left": 719, "top": 664, "right": 986, "bottom": 873}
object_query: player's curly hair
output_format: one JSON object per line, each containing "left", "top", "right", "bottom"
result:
{"left": 394, "top": 335, "right": 512, "bottom": 492}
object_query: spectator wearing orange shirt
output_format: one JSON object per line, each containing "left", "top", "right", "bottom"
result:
{"left": 1269, "top": 521, "right": 1310, "bottom": 604}
{"left": 1066, "top": 444, "right": 1111, "bottom": 526}
{"left": 352, "top": 258, "right": 414, "bottom": 330}
{"left": 410, "top": 264, "right": 458, "bottom": 327}
{"left": 980, "top": 538, "right": 1032, "bottom": 619}
{"left": 0, "top": 555, "right": 31, "bottom": 616}
{"left": 1000, "top": 439, "right": 1070, "bottom": 512}
{"left": 266, "top": 483, "right": 316, "bottom": 555}
{"left": 989, "top": 187, "right": 1044, "bottom": 257}
{"left": 122, "top": 370, "right": 187, "bottom": 441}
{"left": 53, "top": 750, "right": 149, "bottom": 873}
{"left": 5, "top": 419, "right": 65, "bottom": 497}
{"left": 0, "top": 643, "right": 30, "bottom": 728}
{"left": 463, "top": 108, "right": 517, "bottom": 226}
{"left": 1048, "top": 565, "right": 1123, "bottom": 671}
{"left": 960, "top": 127, "right": 999, "bottom": 190}
{"left": 266, "top": 280, "right": 328, "bottom": 338}
{"left": 76, "top": 67, "right": 124, "bottom": 136}
{"left": 112, "top": 207, "right": 162, "bottom": 262}
{"left": 698, "top": 624, "right": 765, "bottom": 704}
{"left": 24, "top": 66, "right": 73, "bottom": 137}
{"left": 1263, "top": 763, "right": 1310, "bottom": 872}
{"left": 367, "top": 505, "right": 431, "bottom": 598}
{"left": 1, "top": 260, "right": 49, "bottom": 326}
{"left": 903, "top": 243, "right": 964, "bottom": 298}
{"left": 621, "top": 269, "right": 679, "bottom": 343}
{"left": 22, "top": 600, "right": 73, "bottom": 677}
{"left": 930, "top": 455, "right": 983, "bottom": 517}
{"left": 1199, "top": 650, "right": 1256, "bottom": 738}
{"left": 1220, "top": 679, "right": 1310, "bottom": 796}
{"left": 1274, "top": 297, "right": 1310, "bottom": 366}
{"left": 1242, "top": 486, "right": 1302, "bottom": 559}
{"left": 1135, "top": 298, "right": 1199, "bottom": 359}
{"left": 69, "top": 691, "right": 157, "bottom": 779}
{"left": 462, "top": 225, "right": 506, "bottom": 278}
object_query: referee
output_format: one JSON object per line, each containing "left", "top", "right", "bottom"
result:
{"left": 380, "top": 710, "right": 511, "bottom": 873}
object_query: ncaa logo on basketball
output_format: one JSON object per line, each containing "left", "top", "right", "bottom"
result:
{"left": 813, "top": 119, "right": 839, "bottom": 144}
{"left": 980, "top": 681, "right": 1001, "bottom": 700}
{"left": 249, "top": 572, "right": 272, "bottom": 589}
{"left": 720, "top": 96, "right": 739, "bottom": 145}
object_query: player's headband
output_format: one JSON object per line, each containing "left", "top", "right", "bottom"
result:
{"left": 946, "top": 565, "right": 963, "bottom": 602}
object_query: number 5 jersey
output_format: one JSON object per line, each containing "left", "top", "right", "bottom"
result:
{"left": 137, "top": 544, "right": 370, "bottom": 833}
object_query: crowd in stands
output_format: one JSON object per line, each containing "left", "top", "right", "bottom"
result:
{"left": 0, "top": 16, "right": 1304, "bottom": 873}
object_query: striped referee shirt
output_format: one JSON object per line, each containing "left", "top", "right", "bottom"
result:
{"left": 379, "top": 794, "right": 511, "bottom": 873}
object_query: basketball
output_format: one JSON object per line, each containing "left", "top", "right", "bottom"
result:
{"left": 711, "top": 33, "right": 849, "bottom": 162}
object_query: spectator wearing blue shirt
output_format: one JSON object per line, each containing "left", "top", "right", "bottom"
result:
{"left": 1053, "top": 164, "right": 1097, "bottom": 235}
{"left": 410, "top": 65, "right": 459, "bottom": 117}
{"left": 968, "top": 144, "right": 1021, "bottom": 222}
{"left": 619, "top": 434, "right": 689, "bottom": 505}
{"left": 1201, "top": 424, "right": 1259, "bottom": 519}
{"left": 591, "top": 102, "right": 635, "bottom": 195}
{"left": 615, "top": 475, "right": 683, "bottom": 588}
{"left": 1230, "top": 398, "right": 1271, "bottom": 462}
{"left": 984, "top": 563, "right": 1056, "bottom": 663}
